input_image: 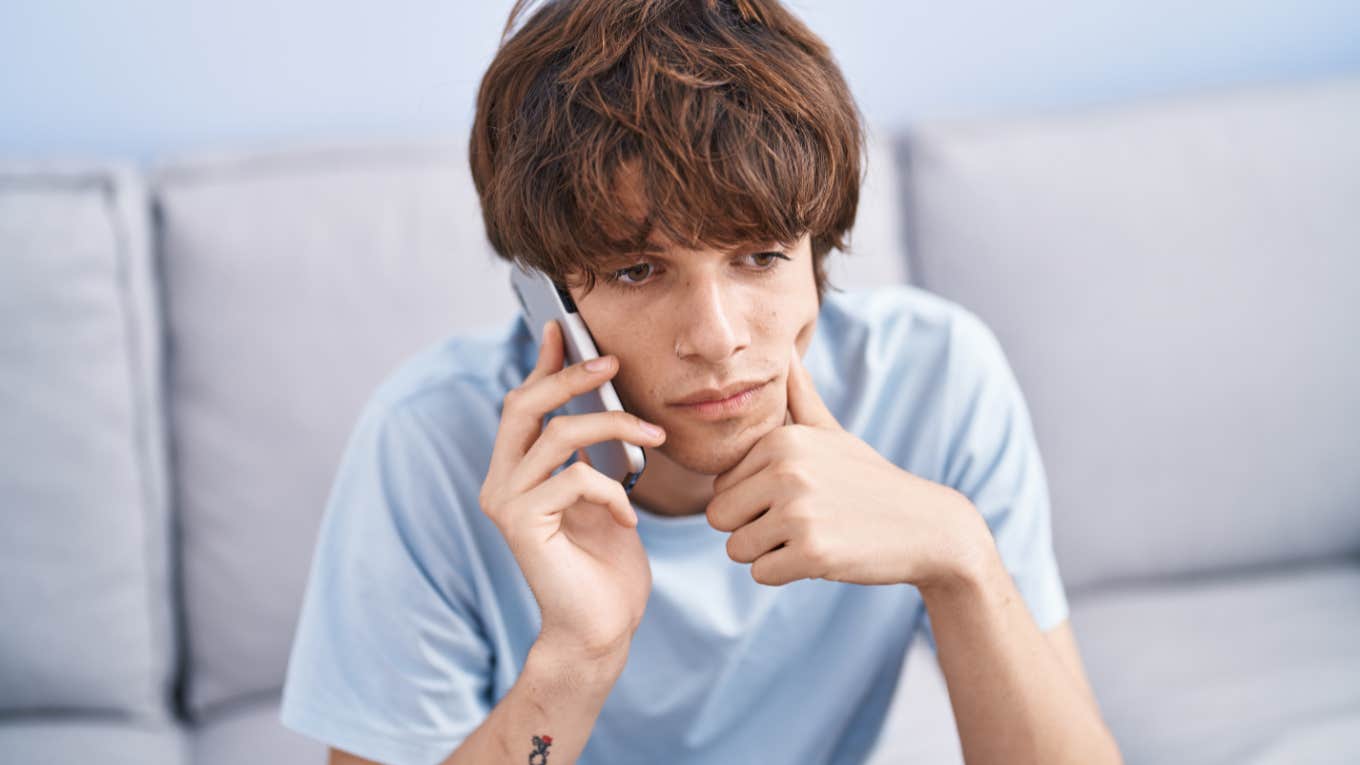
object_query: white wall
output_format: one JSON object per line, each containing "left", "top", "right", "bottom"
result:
{"left": 2, "top": 0, "right": 1358, "bottom": 162}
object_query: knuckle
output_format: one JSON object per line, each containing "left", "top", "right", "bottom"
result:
{"left": 750, "top": 560, "right": 776, "bottom": 586}
{"left": 773, "top": 461, "right": 810, "bottom": 488}
{"left": 725, "top": 533, "right": 745, "bottom": 562}
{"left": 566, "top": 460, "right": 595, "bottom": 481}
{"left": 501, "top": 386, "right": 528, "bottom": 415}
{"left": 478, "top": 482, "right": 503, "bottom": 515}
{"left": 542, "top": 415, "right": 568, "bottom": 441}
{"left": 770, "top": 427, "right": 799, "bottom": 449}
{"left": 783, "top": 497, "right": 811, "bottom": 521}
{"left": 802, "top": 537, "right": 831, "bottom": 569}
{"left": 481, "top": 495, "right": 508, "bottom": 525}
{"left": 705, "top": 503, "right": 730, "bottom": 532}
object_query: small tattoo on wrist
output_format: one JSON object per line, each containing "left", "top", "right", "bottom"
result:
{"left": 529, "top": 734, "right": 553, "bottom": 764}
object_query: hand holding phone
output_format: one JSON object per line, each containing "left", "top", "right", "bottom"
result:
{"left": 477, "top": 316, "right": 666, "bottom": 664}
{"left": 510, "top": 263, "right": 648, "bottom": 490}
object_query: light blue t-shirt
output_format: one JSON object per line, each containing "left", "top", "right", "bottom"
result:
{"left": 280, "top": 284, "right": 1069, "bottom": 765}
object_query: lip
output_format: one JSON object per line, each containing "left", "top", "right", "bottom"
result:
{"left": 669, "top": 379, "right": 769, "bottom": 420}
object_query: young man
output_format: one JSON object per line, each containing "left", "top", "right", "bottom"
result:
{"left": 281, "top": 1, "right": 1123, "bottom": 763}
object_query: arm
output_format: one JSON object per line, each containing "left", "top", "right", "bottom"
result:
{"left": 327, "top": 319, "right": 662, "bottom": 764}
{"left": 708, "top": 341, "right": 1121, "bottom": 764}
{"left": 318, "top": 319, "right": 663, "bottom": 762}
{"left": 919, "top": 516, "right": 1122, "bottom": 765}
{"left": 331, "top": 640, "right": 628, "bottom": 765}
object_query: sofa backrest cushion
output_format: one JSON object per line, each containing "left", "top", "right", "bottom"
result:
{"left": 151, "top": 129, "right": 907, "bottom": 717}
{"left": 900, "top": 76, "right": 1360, "bottom": 591}
{"left": 0, "top": 164, "right": 175, "bottom": 719}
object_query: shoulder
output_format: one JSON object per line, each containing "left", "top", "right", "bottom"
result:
{"left": 354, "top": 315, "right": 536, "bottom": 444}
{"left": 814, "top": 285, "right": 1022, "bottom": 476}
{"left": 317, "top": 315, "right": 535, "bottom": 557}
{"left": 818, "top": 283, "right": 1007, "bottom": 383}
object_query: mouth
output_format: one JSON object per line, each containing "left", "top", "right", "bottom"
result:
{"left": 668, "top": 378, "right": 770, "bottom": 421}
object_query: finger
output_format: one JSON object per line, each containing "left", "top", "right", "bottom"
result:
{"left": 707, "top": 467, "right": 785, "bottom": 532}
{"left": 489, "top": 351, "right": 621, "bottom": 478}
{"left": 488, "top": 320, "right": 564, "bottom": 479}
{"left": 785, "top": 341, "right": 838, "bottom": 429}
{"left": 524, "top": 319, "right": 565, "bottom": 384}
{"left": 712, "top": 426, "right": 785, "bottom": 495}
{"left": 514, "top": 460, "right": 637, "bottom": 530}
{"left": 724, "top": 506, "right": 792, "bottom": 564}
{"left": 749, "top": 544, "right": 805, "bottom": 586}
{"left": 510, "top": 410, "right": 665, "bottom": 493}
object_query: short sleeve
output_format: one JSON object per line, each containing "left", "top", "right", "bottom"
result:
{"left": 280, "top": 393, "right": 493, "bottom": 765}
{"left": 918, "top": 311, "right": 1070, "bottom": 652}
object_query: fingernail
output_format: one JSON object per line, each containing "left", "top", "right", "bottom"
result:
{"left": 585, "top": 356, "right": 611, "bottom": 372}
{"left": 639, "top": 421, "right": 664, "bottom": 437}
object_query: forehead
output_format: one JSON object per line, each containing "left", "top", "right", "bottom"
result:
{"left": 598, "top": 158, "right": 799, "bottom": 263}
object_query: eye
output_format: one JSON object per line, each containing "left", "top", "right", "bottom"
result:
{"left": 608, "top": 261, "right": 655, "bottom": 286}
{"left": 744, "top": 251, "right": 791, "bottom": 269}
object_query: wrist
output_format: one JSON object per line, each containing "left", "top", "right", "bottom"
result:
{"left": 918, "top": 490, "right": 999, "bottom": 598}
{"left": 528, "top": 635, "right": 631, "bottom": 691}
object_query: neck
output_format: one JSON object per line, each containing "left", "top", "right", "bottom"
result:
{"left": 627, "top": 447, "right": 714, "bottom": 517}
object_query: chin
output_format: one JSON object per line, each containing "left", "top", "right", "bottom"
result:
{"left": 653, "top": 410, "right": 784, "bottom": 475}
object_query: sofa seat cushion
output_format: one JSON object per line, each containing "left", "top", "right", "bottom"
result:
{"left": 0, "top": 718, "right": 187, "bottom": 765}
{"left": 864, "top": 633, "right": 964, "bottom": 764}
{"left": 192, "top": 696, "right": 325, "bottom": 765}
{"left": 1070, "top": 558, "right": 1360, "bottom": 764}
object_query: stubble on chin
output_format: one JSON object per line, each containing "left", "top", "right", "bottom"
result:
{"left": 654, "top": 409, "right": 786, "bottom": 476}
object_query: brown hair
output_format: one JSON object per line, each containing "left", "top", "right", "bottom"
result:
{"left": 469, "top": 0, "right": 865, "bottom": 299}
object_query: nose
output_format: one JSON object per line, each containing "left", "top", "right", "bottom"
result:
{"left": 673, "top": 275, "right": 749, "bottom": 363}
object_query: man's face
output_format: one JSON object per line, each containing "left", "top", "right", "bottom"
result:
{"left": 568, "top": 232, "right": 820, "bottom": 476}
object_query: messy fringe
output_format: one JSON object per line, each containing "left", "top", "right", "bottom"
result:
{"left": 470, "top": 0, "right": 866, "bottom": 297}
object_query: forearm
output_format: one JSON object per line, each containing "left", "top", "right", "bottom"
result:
{"left": 918, "top": 518, "right": 1122, "bottom": 765}
{"left": 443, "top": 640, "right": 627, "bottom": 765}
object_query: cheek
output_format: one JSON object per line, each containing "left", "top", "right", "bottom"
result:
{"left": 609, "top": 360, "right": 653, "bottom": 414}
{"left": 586, "top": 316, "right": 665, "bottom": 409}
{"left": 578, "top": 297, "right": 643, "bottom": 360}
{"left": 764, "top": 291, "right": 819, "bottom": 348}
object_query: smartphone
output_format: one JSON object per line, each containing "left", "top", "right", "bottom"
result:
{"left": 509, "top": 263, "right": 647, "bottom": 492}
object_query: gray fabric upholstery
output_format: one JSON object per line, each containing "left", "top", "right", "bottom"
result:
{"left": 825, "top": 125, "right": 911, "bottom": 289}
{"left": 900, "top": 76, "right": 1360, "bottom": 591}
{"left": 0, "top": 165, "right": 175, "bottom": 718}
{"left": 0, "top": 719, "right": 188, "bottom": 765}
{"left": 1071, "top": 557, "right": 1360, "bottom": 764}
{"left": 864, "top": 635, "right": 963, "bottom": 765}
{"left": 150, "top": 132, "right": 904, "bottom": 717}
{"left": 191, "top": 699, "right": 325, "bottom": 765}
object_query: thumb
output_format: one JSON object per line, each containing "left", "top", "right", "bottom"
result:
{"left": 786, "top": 342, "right": 838, "bottom": 428}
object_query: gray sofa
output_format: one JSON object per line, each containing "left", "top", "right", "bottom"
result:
{"left": 2, "top": 74, "right": 1357, "bottom": 764}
